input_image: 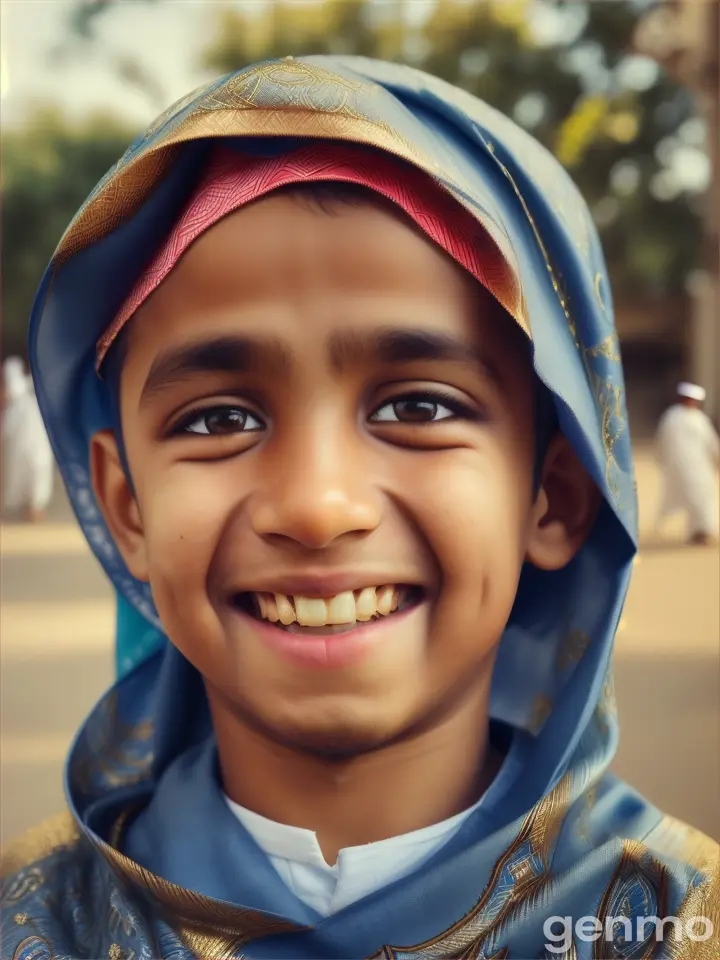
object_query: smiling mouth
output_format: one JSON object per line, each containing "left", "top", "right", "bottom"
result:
{"left": 232, "top": 585, "right": 424, "bottom": 636}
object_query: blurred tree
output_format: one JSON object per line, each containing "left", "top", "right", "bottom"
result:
{"left": 201, "top": 0, "right": 704, "bottom": 302}
{"left": 51, "top": 0, "right": 166, "bottom": 111}
{"left": 1, "top": 109, "right": 134, "bottom": 358}
{"left": 201, "top": 0, "right": 385, "bottom": 68}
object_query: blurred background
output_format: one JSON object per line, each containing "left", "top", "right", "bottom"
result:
{"left": 2, "top": 0, "right": 718, "bottom": 844}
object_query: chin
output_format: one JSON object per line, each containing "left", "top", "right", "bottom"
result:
{"left": 239, "top": 693, "right": 417, "bottom": 759}
{"left": 274, "top": 726, "right": 395, "bottom": 760}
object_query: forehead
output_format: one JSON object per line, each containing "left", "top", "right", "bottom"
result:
{"left": 121, "top": 192, "right": 527, "bottom": 380}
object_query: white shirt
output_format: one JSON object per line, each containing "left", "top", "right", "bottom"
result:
{"left": 2, "top": 361, "right": 54, "bottom": 514}
{"left": 656, "top": 404, "right": 720, "bottom": 535}
{"left": 224, "top": 792, "right": 484, "bottom": 917}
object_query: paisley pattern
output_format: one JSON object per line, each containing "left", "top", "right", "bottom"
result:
{"left": 4, "top": 56, "right": 716, "bottom": 959}
{"left": 3, "top": 796, "right": 717, "bottom": 958}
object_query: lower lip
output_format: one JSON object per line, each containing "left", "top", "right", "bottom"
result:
{"left": 233, "top": 603, "right": 422, "bottom": 668}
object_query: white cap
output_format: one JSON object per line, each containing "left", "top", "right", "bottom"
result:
{"left": 677, "top": 382, "right": 706, "bottom": 402}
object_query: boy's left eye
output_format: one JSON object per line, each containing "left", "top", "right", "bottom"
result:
{"left": 369, "top": 392, "right": 472, "bottom": 424}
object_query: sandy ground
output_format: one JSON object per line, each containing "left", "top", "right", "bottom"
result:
{"left": 1, "top": 449, "right": 718, "bottom": 844}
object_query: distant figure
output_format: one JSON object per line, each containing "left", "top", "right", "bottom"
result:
{"left": 1, "top": 356, "right": 54, "bottom": 522}
{"left": 655, "top": 382, "right": 719, "bottom": 545}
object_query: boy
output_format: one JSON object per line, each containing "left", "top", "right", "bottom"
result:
{"left": 2, "top": 57, "right": 717, "bottom": 959}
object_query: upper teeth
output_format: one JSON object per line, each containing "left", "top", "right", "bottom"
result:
{"left": 256, "top": 586, "right": 401, "bottom": 627}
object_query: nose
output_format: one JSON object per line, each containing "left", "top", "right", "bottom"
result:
{"left": 250, "top": 428, "right": 382, "bottom": 550}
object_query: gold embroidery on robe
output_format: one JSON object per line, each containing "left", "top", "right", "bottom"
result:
{"left": 367, "top": 773, "right": 574, "bottom": 958}
{"left": 1, "top": 811, "right": 79, "bottom": 880}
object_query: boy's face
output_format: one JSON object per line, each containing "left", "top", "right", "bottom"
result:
{"left": 93, "top": 192, "right": 592, "bottom": 756}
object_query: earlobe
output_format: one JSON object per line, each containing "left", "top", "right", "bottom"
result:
{"left": 525, "top": 433, "right": 601, "bottom": 571}
{"left": 90, "top": 429, "right": 149, "bottom": 582}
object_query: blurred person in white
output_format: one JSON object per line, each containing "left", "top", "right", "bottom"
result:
{"left": 1, "top": 355, "right": 54, "bottom": 522}
{"left": 656, "top": 382, "right": 719, "bottom": 545}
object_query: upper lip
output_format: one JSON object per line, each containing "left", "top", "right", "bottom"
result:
{"left": 231, "top": 571, "right": 424, "bottom": 599}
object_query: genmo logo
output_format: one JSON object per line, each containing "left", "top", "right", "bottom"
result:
{"left": 543, "top": 914, "right": 714, "bottom": 954}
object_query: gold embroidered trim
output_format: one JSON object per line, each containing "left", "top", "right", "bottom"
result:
{"left": 0, "top": 810, "right": 80, "bottom": 879}
{"left": 644, "top": 816, "right": 720, "bottom": 960}
{"left": 367, "top": 772, "right": 574, "bottom": 957}
{"left": 92, "top": 822, "right": 305, "bottom": 949}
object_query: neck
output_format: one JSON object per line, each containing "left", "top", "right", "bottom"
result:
{"left": 209, "top": 686, "right": 497, "bottom": 865}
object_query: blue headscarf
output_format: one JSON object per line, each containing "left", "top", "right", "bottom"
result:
{"left": 5, "top": 58, "right": 716, "bottom": 960}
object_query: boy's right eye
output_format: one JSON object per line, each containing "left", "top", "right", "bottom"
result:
{"left": 175, "top": 405, "right": 264, "bottom": 436}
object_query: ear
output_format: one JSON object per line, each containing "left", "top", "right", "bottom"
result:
{"left": 525, "top": 433, "right": 602, "bottom": 571}
{"left": 90, "top": 429, "right": 149, "bottom": 582}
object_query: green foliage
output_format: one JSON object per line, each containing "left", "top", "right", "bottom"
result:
{"left": 1, "top": 109, "right": 134, "bottom": 358}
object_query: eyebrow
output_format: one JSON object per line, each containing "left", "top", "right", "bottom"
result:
{"left": 139, "top": 326, "right": 496, "bottom": 408}
{"left": 140, "top": 335, "right": 292, "bottom": 407}
{"left": 328, "top": 326, "right": 493, "bottom": 377}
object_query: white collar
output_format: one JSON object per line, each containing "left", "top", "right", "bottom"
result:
{"left": 224, "top": 791, "right": 484, "bottom": 916}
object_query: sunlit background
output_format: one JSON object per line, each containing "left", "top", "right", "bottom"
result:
{"left": 1, "top": 0, "right": 718, "bottom": 845}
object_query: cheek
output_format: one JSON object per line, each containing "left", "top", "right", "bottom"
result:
{"left": 400, "top": 446, "right": 529, "bottom": 610}
{"left": 139, "top": 464, "right": 237, "bottom": 610}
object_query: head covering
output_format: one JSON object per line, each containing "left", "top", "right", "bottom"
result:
{"left": 677, "top": 381, "right": 706, "bottom": 402}
{"left": 7, "top": 57, "right": 715, "bottom": 960}
{"left": 97, "top": 142, "right": 522, "bottom": 369}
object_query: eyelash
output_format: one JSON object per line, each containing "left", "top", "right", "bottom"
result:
{"left": 170, "top": 389, "right": 482, "bottom": 437}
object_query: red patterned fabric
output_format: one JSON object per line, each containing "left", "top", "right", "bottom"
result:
{"left": 97, "top": 143, "right": 521, "bottom": 366}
